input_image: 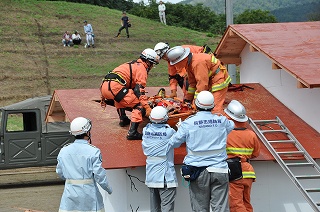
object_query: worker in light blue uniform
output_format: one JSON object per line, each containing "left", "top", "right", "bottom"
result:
{"left": 56, "top": 117, "right": 112, "bottom": 212}
{"left": 142, "top": 106, "right": 180, "bottom": 212}
{"left": 83, "top": 20, "right": 94, "bottom": 48}
{"left": 170, "top": 91, "right": 234, "bottom": 212}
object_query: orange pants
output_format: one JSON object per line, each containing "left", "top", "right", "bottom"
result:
{"left": 212, "top": 86, "right": 228, "bottom": 114}
{"left": 101, "top": 81, "right": 143, "bottom": 123}
{"left": 229, "top": 178, "right": 254, "bottom": 212}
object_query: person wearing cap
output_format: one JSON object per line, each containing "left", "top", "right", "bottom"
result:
{"left": 83, "top": 20, "right": 95, "bottom": 48}
{"left": 142, "top": 106, "right": 180, "bottom": 211}
{"left": 71, "top": 30, "right": 82, "bottom": 45}
{"left": 169, "top": 91, "right": 234, "bottom": 211}
{"left": 224, "top": 100, "right": 260, "bottom": 212}
{"left": 166, "top": 46, "right": 231, "bottom": 113}
{"left": 115, "top": 11, "right": 130, "bottom": 38}
{"left": 56, "top": 117, "right": 112, "bottom": 212}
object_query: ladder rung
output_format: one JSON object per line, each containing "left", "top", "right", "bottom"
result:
{"left": 269, "top": 140, "right": 295, "bottom": 143}
{"left": 260, "top": 129, "right": 286, "bottom": 133}
{"left": 296, "top": 175, "right": 320, "bottom": 179}
{"left": 277, "top": 151, "right": 304, "bottom": 155}
{"left": 253, "top": 120, "right": 277, "bottom": 124}
{"left": 305, "top": 188, "right": 320, "bottom": 192}
{"left": 285, "top": 162, "right": 314, "bottom": 167}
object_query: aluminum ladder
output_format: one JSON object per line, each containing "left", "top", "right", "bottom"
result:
{"left": 249, "top": 116, "right": 320, "bottom": 211}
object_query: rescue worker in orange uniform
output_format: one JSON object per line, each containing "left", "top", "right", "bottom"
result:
{"left": 166, "top": 46, "right": 231, "bottom": 113}
{"left": 224, "top": 100, "right": 261, "bottom": 212}
{"left": 100, "top": 48, "right": 160, "bottom": 140}
{"left": 154, "top": 42, "right": 214, "bottom": 98}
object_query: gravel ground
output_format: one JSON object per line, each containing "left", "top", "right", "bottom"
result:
{"left": 0, "top": 166, "right": 64, "bottom": 212}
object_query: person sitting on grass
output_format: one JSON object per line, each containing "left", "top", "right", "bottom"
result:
{"left": 72, "top": 30, "right": 81, "bottom": 45}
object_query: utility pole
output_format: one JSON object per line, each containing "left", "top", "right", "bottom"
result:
{"left": 225, "top": 0, "right": 237, "bottom": 84}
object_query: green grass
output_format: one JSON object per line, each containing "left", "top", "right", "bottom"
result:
{"left": 0, "top": 0, "right": 221, "bottom": 107}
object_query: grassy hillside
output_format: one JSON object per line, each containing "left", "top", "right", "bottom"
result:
{"left": 0, "top": 0, "right": 220, "bottom": 107}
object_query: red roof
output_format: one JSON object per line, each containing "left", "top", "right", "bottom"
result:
{"left": 47, "top": 84, "right": 320, "bottom": 169}
{"left": 215, "top": 21, "right": 320, "bottom": 88}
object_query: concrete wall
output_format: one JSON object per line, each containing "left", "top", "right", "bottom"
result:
{"left": 100, "top": 161, "right": 319, "bottom": 212}
{"left": 239, "top": 43, "right": 320, "bottom": 133}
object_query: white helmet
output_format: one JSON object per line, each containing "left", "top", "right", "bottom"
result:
{"left": 140, "top": 48, "right": 160, "bottom": 65}
{"left": 224, "top": 100, "right": 248, "bottom": 122}
{"left": 70, "top": 117, "right": 92, "bottom": 136}
{"left": 195, "top": 91, "right": 214, "bottom": 110}
{"left": 166, "top": 46, "right": 190, "bottom": 65}
{"left": 154, "top": 42, "right": 170, "bottom": 58}
{"left": 149, "top": 106, "right": 169, "bottom": 124}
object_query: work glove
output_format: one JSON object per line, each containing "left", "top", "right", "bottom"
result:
{"left": 176, "top": 118, "right": 182, "bottom": 128}
{"left": 100, "top": 96, "right": 106, "bottom": 110}
{"left": 169, "top": 89, "right": 177, "bottom": 98}
{"left": 183, "top": 99, "right": 192, "bottom": 108}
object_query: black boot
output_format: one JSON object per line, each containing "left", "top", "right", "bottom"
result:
{"left": 117, "top": 108, "right": 130, "bottom": 127}
{"left": 127, "top": 122, "right": 142, "bottom": 140}
{"left": 115, "top": 32, "right": 120, "bottom": 38}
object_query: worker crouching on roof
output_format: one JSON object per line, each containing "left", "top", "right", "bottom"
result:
{"left": 166, "top": 46, "right": 231, "bottom": 113}
{"left": 224, "top": 100, "right": 261, "bottom": 212}
{"left": 154, "top": 42, "right": 214, "bottom": 98}
{"left": 100, "top": 48, "right": 159, "bottom": 140}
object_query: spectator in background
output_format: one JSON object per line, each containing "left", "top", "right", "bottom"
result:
{"left": 83, "top": 20, "right": 94, "bottom": 48}
{"left": 62, "top": 31, "right": 72, "bottom": 47}
{"left": 115, "top": 11, "right": 130, "bottom": 38}
{"left": 72, "top": 30, "right": 81, "bottom": 45}
{"left": 158, "top": 1, "right": 166, "bottom": 25}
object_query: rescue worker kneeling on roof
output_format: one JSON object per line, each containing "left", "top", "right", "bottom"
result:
{"left": 224, "top": 100, "right": 260, "bottom": 212}
{"left": 100, "top": 48, "right": 160, "bottom": 140}
{"left": 154, "top": 42, "right": 214, "bottom": 99}
{"left": 166, "top": 46, "right": 231, "bottom": 113}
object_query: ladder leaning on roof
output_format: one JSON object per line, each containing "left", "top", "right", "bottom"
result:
{"left": 249, "top": 116, "right": 320, "bottom": 212}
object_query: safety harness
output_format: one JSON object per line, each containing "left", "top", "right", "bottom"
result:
{"left": 102, "top": 61, "right": 135, "bottom": 103}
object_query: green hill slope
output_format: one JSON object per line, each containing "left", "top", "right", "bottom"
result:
{"left": 0, "top": 0, "right": 220, "bottom": 107}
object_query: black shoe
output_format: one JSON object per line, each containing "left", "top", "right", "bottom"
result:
{"left": 119, "top": 116, "right": 130, "bottom": 127}
{"left": 92, "top": 44, "right": 95, "bottom": 48}
{"left": 127, "top": 132, "right": 142, "bottom": 140}
{"left": 127, "top": 35, "right": 129, "bottom": 38}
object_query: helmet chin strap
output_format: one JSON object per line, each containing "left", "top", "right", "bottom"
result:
{"left": 86, "top": 131, "right": 92, "bottom": 144}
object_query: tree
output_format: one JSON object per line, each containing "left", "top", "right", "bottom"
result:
{"left": 235, "top": 9, "right": 277, "bottom": 24}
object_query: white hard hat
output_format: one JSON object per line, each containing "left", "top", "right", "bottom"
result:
{"left": 166, "top": 46, "right": 190, "bottom": 65}
{"left": 149, "top": 106, "right": 169, "bottom": 124}
{"left": 154, "top": 42, "right": 170, "bottom": 58}
{"left": 195, "top": 91, "right": 214, "bottom": 110}
{"left": 70, "top": 117, "right": 92, "bottom": 136}
{"left": 224, "top": 100, "right": 248, "bottom": 122}
{"left": 140, "top": 48, "right": 160, "bottom": 65}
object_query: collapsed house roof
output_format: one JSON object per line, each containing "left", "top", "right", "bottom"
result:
{"left": 45, "top": 85, "right": 320, "bottom": 169}
{"left": 215, "top": 21, "right": 320, "bottom": 88}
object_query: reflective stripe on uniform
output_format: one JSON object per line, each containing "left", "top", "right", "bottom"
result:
{"left": 242, "top": 171, "right": 256, "bottom": 179}
{"left": 211, "top": 55, "right": 218, "bottom": 64}
{"left": 226, "top": 147, "right": 254, "bottom": 155}
{"left": 66, "top": 179, "right": 94, "bottom": 184}
{"left": 187, "top": 87, "right": 196, "bottom": 94}
{"left": 211, "top": 75, "right": 231, "bottom": 92}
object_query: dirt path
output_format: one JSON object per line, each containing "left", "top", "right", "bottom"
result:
{"left": 0, "top": 167, "right": 64, "bottom": 212}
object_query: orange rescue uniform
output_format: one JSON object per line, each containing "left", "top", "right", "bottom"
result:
{"left": 100, "top": 59, "right": 149, "bottom": 123}
{"left": 177, "top": 53, "right": 231, "bottom": 113}
{"left": 168, "top": 45, "right": 205, "bottom": 97}
{"left": 226, "top": 122, "right": 261, "bottom": 212}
